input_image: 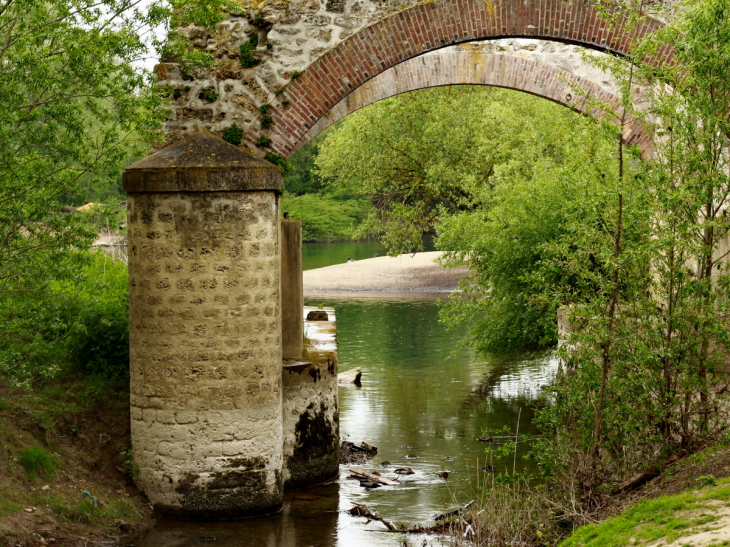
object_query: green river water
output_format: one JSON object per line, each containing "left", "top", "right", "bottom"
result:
{"left": 122, "top": 243, "right": 556, "bottom": 547}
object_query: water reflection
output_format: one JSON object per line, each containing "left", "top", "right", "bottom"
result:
{"left": 125, "top": 293, "right": 555, "bottom": 547}
{"left": 123, "top": 486, "right": 340, "bottom": 547}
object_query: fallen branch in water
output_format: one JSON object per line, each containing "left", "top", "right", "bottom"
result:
{"left": 349, "top": 467, "right": 399, "bottom": 486}
{"left": 349, "top": 503, "right": 397, "bottom": 531}
{"left": 433, "top": 500, "right": 475, "bottom": 522}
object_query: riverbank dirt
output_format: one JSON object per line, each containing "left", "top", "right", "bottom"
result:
{"left": 303, "top": 251, "right": 467, "bottom": 293}
{"left": 0, "top": 378, "right": 153, "bottom": 547}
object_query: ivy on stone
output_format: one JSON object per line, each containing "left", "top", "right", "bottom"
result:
{"left": 240, "top": 35, "right": 261, "bottom": 69}
{"left": 223, "top": 124, "right": 244, "bottom": 145}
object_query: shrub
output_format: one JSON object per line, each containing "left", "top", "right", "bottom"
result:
{"left": 264, "top": 152, "right": 291, "bottom": 174}
{"left": 65, "top": 253, "right": 129, "bottom": 383}
{"left": 222, "top": 123, "right": 243, "bottom": 145}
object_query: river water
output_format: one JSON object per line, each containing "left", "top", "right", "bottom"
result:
{"left": 122, "top": 243, "right": 556, "bottom": 547}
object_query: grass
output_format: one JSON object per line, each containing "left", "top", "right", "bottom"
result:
{"left": 48, "top": 494, "right": 140, "bottom": 525}
{"left": 0, "top": 498, "right": 22, "bottom": 516}
{"left": 560, "top": 477, "right": 730, "bottom": 546}
{"left": 18, "top": 445, "right": 57, "bottom": 478}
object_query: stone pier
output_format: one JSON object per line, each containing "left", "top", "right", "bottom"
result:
{"left": 123, "top": 130, "right": 338, "bottom": 519}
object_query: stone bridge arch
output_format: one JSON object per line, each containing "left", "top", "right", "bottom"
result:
{"left": 288, "top": 43, "right": 653, "bottom": 157}
{"left": 242, "top": 0, "right": 669, "bottom": 155}
{"left": 158, "top": 0, "right": 669, "bottom": 158}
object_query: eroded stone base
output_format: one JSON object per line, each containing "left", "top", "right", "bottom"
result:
{"left": 282, "top": 307, "right": 339, "bottom": 490}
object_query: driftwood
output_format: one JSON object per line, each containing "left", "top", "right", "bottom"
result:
{"left": 614, "top": 468, "right": 660, "bottom": 494}
{"left": 432, "top": 500, "right": 475, "bottom": 522}
{"left": 349, "top": 503, "right": 397, "bottom": 531}
{"left": 349, "top": 467, "right": 399, "bottom": 486}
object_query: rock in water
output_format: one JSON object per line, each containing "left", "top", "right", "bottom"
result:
{"left": 306, "top": 310, "right": 329, "bottom": 321}
{"left": 338, "top": 368, "right": 362, "bottom": 384}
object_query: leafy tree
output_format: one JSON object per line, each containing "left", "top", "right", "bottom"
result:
{"left": 0, "top": 0, "right": 235, "bottom": 385}
{"left": 284, "top": 133, "right": 329, "bottom": 196}
{"left": 317, "top": 86, "right": 624, "bottom": 351}
{"left": 280, "top": 192, "right": 370, "bottom": 241}
{"left": 533, "top": 0, "right": 730, "bottom": 502}
{"left": 281, "top": 131, "right": 372, "bottom": 240}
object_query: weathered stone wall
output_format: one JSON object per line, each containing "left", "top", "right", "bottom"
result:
{"left": 127, "top": 189, "right": 284, "bottom": 518}
{"left": 282, "top": 307, "right": 339, "bottom": 490}
{"left": 281, "top": 219, "right": 303, "bottom": 359}
{"left": 156, "top": 0, "right": 670, "bottom": 157}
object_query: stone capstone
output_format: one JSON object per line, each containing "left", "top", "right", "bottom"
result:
{"left": 123, "top": 130, "right": 282, "bottom": 194}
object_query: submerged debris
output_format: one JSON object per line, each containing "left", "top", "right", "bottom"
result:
{"left": 394, "top": 467, "right": 414, "bottom": 475}
{"left": 340, "top": 441, "right": 373, "bottom": 465}
{"left": 406, "top": 454, "right": 418, "bottom": 459}
{"left": 348, "top": 503, "right": 397, "bottom": 531}
{"left": 439, "top": 471, "right": 449, "bottom": 479}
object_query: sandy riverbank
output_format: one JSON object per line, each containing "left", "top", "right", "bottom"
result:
{"left": 303, "top": 251, "right": 467, "bottom": 293}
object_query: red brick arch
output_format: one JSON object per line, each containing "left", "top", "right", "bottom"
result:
{"left": 251, "top": 0, "right": 668, "bottom": 157}
{"left": 289, "top": 48, "right": 652, "bottom": 156}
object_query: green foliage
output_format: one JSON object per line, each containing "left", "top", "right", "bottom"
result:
{"left": 280, "top": 193, "right": 370, "bottom": 241}
{"left": 222, "top": 124, "right": 244, "bottom": 145}
{"left": 281, "top": 99, "right": 291, "bottom": 109}
{"left": 0, "top": 0, "right": 166, "bottom": 305}
{"left": 0, "top": 498, "right": 22, "bottom": 516}
{"left": 65, "top": 254, "right": 129, "bottom": 384}
{"left": 697, "top": 476, "right": 718, "bottom": 488}
{"left": 18, "top": 445, "right": 57, "bottom": 478}
{"left": 317, "top": 87, "right": 607, "bottom": 255}
{"left": 260, "top": 114, "right": 273, "bottom": 129}
{"left": 275, "top": 86, "right": 287, "bottom": 96}
{"left": 265, "top": 153, "right": 291, "bottom": 174}
{"left": 0, "top": 252, "right": 129, "bottom": 387}
{"left": 0, "top": 0, "right": 240, "bottom": 388}
{"left": 49, "top": 492, "right": 138, "bottom": 525}
{"left": 259, "top": 104, "right": 271, "bottom": 115}
{"left": 198, "top": 88, "right": 218, "bottom": 102}
{"left": 291, "top": 70, "right": 303, "bottom": 80}
{"left": 317, "top": 86, "right": 621, "bottom": 353}
{"left": 281, "top": 133, "right": 370, "bottom": 240}
{"left": 284, "top": 134, "right": 329, "bottom": 195}
{"left": 239, "top": 35, "right": 261, "bottom": 69}
{"left": 256, "top": 136, "right": 272, "bottom": 147}
{"left": 160, "top": 0, "right": 241, "bottom": 70}
{"left": 120, "top": 448, "right": 140, "bottom": 481}
{"left": 532, "top": 0, "right": 730, "bottom": 503}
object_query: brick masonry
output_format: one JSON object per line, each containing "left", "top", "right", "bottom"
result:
{"left": 291, "top": 41, "right": 653, "bottom": 156}
{"left": 154, "top": 0, "right": 669, "bottom": 157}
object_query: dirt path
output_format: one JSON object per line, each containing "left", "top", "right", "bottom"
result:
{"left": 303, "top": 251, "right": 467, "bottom": 293}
